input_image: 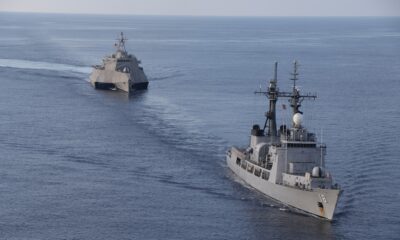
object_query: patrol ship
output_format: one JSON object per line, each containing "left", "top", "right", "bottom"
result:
{"left": 90, "top": 32, "right": 148, "bottom": 93}
{"left": 226, "top": 61, "right": 341, "bottom": 220}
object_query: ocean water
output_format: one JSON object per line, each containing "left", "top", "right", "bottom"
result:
{"left": 0, "top": 13, "right": 399, "bottom": 239}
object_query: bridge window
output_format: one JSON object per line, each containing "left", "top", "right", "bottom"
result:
{"left": 287, "top": 143, "right": 316, "bottom": 148}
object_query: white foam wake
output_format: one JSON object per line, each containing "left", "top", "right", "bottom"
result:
{"left": 0, "top": 58, "right": 92, "bottom": 74}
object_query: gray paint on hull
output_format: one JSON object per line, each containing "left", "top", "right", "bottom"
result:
{"left": 227, "top": 155, "right": 341, "bottom": 220}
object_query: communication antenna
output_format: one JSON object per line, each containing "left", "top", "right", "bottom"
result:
{"left": 291, "top": 60, "right": 299, "bottom": 89}
{"left": 255, "top": 61, "right": 317, "bottom": 136}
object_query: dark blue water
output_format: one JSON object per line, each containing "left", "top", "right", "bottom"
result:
{"left": 0, "top": 13, "right": 399, "bottom": 239}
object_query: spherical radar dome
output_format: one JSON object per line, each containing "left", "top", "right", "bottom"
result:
{"left": 293, "top": 113, "right": 303, "bottom": 127}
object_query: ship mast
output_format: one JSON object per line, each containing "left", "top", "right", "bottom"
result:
{"left": 288, "top": 61, "right": 314, "bottom": 116}
{"left": 264, "top": 62, "right": 279, "bottom": 137}
{"left": 286, "top": 61, "right": 317, "bottom": 124}
{"left": 255, "top": 61, "right": 317, "bottom": 135}
{"left": 115, "top": 32, "right": 128, "bottom": 54}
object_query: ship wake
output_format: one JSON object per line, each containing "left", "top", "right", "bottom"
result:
{"left": 0, "top": 58, "right": 92, "bottom": 75}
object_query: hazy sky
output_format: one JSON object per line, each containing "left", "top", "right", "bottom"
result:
{"left": 0, "top": 0, "right": 399, "bottom": 16}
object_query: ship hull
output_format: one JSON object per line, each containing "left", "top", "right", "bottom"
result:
{"left": 90, "top": 69, "right": 148, "bottom": 94}
{"left": 132, "top": 82, "right": 149, "bottom": 90}
{"left": 226, "top": 154, "right": 341, "bottom": 220}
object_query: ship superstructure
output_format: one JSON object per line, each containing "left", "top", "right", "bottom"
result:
{"left": 226, "top": 61, "right": 341, "bottom": 220}
{"left": 90, "top": 32, "right": 148, "bottom": 93}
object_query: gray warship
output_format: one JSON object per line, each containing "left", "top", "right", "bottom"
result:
{"left": 226, "top": 61, "right": 341, "bottom": 220}
{"left": 90, "top": 32, "right": 148, "bottom": 93}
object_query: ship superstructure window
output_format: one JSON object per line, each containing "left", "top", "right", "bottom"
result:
{"left": 241, "top": 161, "right": 247, "bottom": 169}
{"left": 287, "top": 143, "right": 316, "bottom": 148}
{"left": 247, "top": 164, "right": 254, "bottom": 173}
{"left": 262, "top": 171, "right": 270, "bottom": 180}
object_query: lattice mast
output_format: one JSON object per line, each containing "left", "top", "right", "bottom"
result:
{"left": 255, "top": 61, "right": 317, "bottom": 137}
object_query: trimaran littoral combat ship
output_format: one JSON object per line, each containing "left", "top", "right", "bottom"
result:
{"left": 90, "top": 32, "right": 149, "bottom": 93}
{"left": 226, "top": 61, "right": 342, "bottom": 220}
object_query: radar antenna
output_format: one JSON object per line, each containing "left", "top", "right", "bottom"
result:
{"left": 286, "top": 60, "right": 317, "bottom": 116}
{"left": 255, "top": 61, "right": 317, "bottom": 136}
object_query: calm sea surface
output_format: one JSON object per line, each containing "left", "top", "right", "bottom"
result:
{"left": 0, "top": 13, "right": 399, "bottom": 239}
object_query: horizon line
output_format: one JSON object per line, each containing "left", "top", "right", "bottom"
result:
{"left": 1, "top": 10, "right": 399, "bottom": 18}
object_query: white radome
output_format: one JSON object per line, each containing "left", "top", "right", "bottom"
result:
{"left": 293, "top": 113, "right": 303, "bottom": 127}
